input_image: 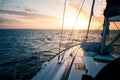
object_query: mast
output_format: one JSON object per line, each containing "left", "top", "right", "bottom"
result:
{"left": 86, "top": 0, "right": 95, "bottom": 41}
{"left": 100, "top": 18, "right": 109, "bottom": 54}
{"left": 100, "top": 0, "right": 120, "bottom": 54}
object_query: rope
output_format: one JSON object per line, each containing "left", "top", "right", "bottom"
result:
{"left": 108, "top": 21, "right": 120, "bottom": 45}
{"left": 65, "top": 0, "right": 85, "bottom": 48}
{"left": 59, "top": 0, "right": 67, "bottom": 53}
{"left": 86, "top": 15, "right": 104, "bottom": 42}
{"left": 61, "top": 0, "right": 85, "bottom": 61}
{"left": 108, "top": 32, "right": 120, "bottom": 46}
{"left": 113, "top": 21, "right": 120, "bottom": 30}
{"left": 94, "top": 15, "right": 103, "bottom": 24}
{"left": 92, "top": 24, "right": 103, "bottom": 36}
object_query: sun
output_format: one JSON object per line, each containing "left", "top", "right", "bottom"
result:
{"left": 76, "top": 17, "right": 88, "bottom": 29}
{"left": 65, "top": 14, "right": 88, "bottom": 30}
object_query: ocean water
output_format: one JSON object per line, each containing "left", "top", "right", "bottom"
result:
{"left": 0, "top": 29, "right": 119, "bottom": 80}
{"left": 0, "top": 29, "right": 62, "bottom": 80}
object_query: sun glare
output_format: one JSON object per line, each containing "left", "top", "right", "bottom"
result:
{"left": 65, "top": 15, "right": 88, "bottom": 30}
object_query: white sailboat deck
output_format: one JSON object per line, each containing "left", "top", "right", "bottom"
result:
{"left": 31, "top": 46, "right": 116, "bottom": 80}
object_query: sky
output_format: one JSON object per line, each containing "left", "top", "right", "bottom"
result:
{"left": 0, "top": 0, "right": 118, "bottom": 30}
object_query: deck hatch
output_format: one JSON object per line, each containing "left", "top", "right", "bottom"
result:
{"left": 75, "top": 63, "right": 85, "bottom": 70}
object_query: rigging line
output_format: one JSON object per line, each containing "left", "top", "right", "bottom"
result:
{"left": 61, "top": 0, "right": 85, "bottom": 61}
{"left": 108, "top": 22, "right": 120, "bottom": 45}
{"left": 111, "top": 22, "right": 120, "bottom": 35}
{"left": 108, "top": 32, "right": 120, "bottom": 46}
{"left": 90, "top": 15, "right": 94, "bottom": 29}
{"left": 82, "top": 16, "right": 95, "bottom": 42}
{"left": 87, "top": 16, "right": 95, "bottom": 42}
{"left": 112, "top": 22, "right": 120, "bottom": 39}
{"left": 86, "top": 24, "right": 103, "bottom": 42}
{"left": 94, "top": 15, "right": 103, "bottom": 23}
{"left": 65, "top": 0, "right": 85, "bottom": 48}
{"left": 113, "top": 21, "right": 120, "bottom": 30}
{"left": 85, "top": 0, "right": 95, "bottom": 41}
{"left": 59, "top": 0, "right": 67, "bottom": 53}
{"left": 92, "top": 24, "right": 103, "bottom": 37}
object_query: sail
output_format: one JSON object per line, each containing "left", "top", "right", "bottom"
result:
{"left": 104, "top": 0, "right": 120, "bottom": 17}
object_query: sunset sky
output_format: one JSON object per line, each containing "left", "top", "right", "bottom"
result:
{"left": 0, "top": 0, "right": 118, "bottom": 30}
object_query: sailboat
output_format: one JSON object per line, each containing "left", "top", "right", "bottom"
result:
{"left": 31, "top": 0, "right": 120, "bottom": 80}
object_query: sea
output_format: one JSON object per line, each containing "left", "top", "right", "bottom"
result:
{"left": 0, "top": 29, "right": 119, "bottom": 80}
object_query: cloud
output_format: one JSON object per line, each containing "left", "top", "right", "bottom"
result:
{"left": 0, "top": 1, "right": 37, "bottom": 12}
{"left": 0, "top": 9, "right": 59, "bottom": 20}
{"left": 0, "top": 0, "right": 12, "bottom": 7}
{"left": 0, "top": 17, "right": 23, "bottom": 24}
{"left": 23, "top": 7, "right": 37, "bottom": 12}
